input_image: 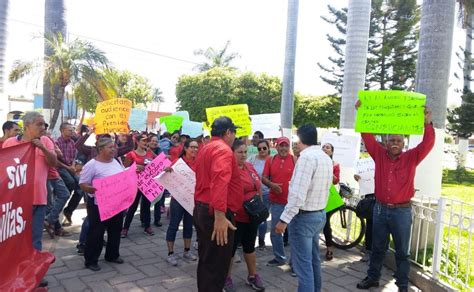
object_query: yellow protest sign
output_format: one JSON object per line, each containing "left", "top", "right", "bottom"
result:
{"left": 355, "top": 90, "right": 426, "bottom": 135}
{"left": 94, "top": 98, "right": 132, "bottom": 134}
{"left": 206, "top": 104, "right": 252, "bottom": 137}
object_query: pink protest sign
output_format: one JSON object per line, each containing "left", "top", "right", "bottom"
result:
{"left": 93, "top": 163, "right": 138, "bottom": 221}
{"left": 138, "top": 153, "right": 172, "bottom": 202}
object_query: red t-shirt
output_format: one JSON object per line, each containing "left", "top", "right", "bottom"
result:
{"left": 194, "top": 137, "right": 243, "bottom": 213}
{"left": 262, "top": 154, "right": 295, "bottom": 205}
{"left": 235, "top": 163, "right": 262, "bottom": 223}
{"left": 333, "top": 163, "right": 340, "bottom": 185}
{"left": 169, "top": 144, "right": 183, "bottom": 161}
{"left": 125, "top": 150, "right": 155, "bottom": 166}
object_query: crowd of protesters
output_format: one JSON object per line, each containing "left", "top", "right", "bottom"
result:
{"left": 0, "top": 100, "right": 434, "bottom": 292}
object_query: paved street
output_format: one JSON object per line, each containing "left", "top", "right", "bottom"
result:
{"left": 42, "top": 203, "right": 420, "bottom": 291}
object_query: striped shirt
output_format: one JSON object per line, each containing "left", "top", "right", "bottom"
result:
{"left": 280, "top": 145, "right": 333, "bottom": 224}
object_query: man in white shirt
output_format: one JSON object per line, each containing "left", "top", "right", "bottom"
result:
{"left": 275, "top": 124, "right": 333, "bottom": 292}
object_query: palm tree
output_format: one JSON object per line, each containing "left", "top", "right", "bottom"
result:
{"left": 193, "top": 41, "right": 240, "bottom": 72}
{"left": 44, "top": 0, "right": 66, "bottom": 115}
{"left": 339, "top": 0, "right": 372, "bottom": 129}
{"left": 9, "top": 32, "right": 109, "bottom": 129}
{"left": 280, "top": 0, "right": 299, "bottom": 138}
{"left": 0, "top": 0, "right": 9, "bottom": 95}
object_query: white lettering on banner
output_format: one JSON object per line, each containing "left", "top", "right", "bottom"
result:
{"left": 356, "top": 157, "right": 375, "bottom": 195}
{"left": 155, "top": 158, "right": 195, "bottom": 215}
{"left": 321, "top": 133, "right": 361, "bottom": 168}
{"left": 6, "top": 158, "right": 28, "bottom": 189}
{"left": 0, "top": 202, "right": 26, "bottom": 243}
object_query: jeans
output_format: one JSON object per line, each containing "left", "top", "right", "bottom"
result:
{"left": 46, "top": 178, "right": 71, "bottom": 228}
{"left": 289, "top": 210, "right": 326, "bottom": 292}
{"left": 166, "top": 198, "right": 193, "bottom": 242}
{"left": 32, "top": 205, "right": 47, "bottom": 251}
{"left": 153, "top": 191, "right": 167, "bottom": 223}
{"left": 258, "top": 191, "right": 270, "bottom": 242}
{"left": 367, "top": 202, "right": 412, "bottom": 288}
{"left": 79, "top": 216, "right": 90, "bottom": 245}
{"left": 270, "top": 202, "right": 286, "bottom": 262}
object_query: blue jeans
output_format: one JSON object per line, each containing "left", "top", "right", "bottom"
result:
{"left": 79, "top": 216, "right": 90, "bottom": 245}
{"left": 46, "top": 178, "right": 71, "bottom": 228}
{"left": 367, "top": 202, "right": 412, "bottom": 288}
{"left": 32, "top": 205, "right": 47, "bottom": 251}
{"left": 270, "top": 202, "right": 286, "bottom": 262}
{"left": 289, "top": 210, "right": 326, "bottom": 292}
{"left": 166, "top": 198, "right": 193, "bottom": 242}
{"left": 258, "top": 191, "right": 270, "bottom": 242}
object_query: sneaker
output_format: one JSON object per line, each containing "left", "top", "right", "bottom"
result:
{"left": 360, "top": 252, "right": 370, "bottom": 263}
{"left": 246, "top": 274, "right": 265, "bottom": 291}
{"left": 183, "top": 251, "right": 197, "bottom": 261}
{"left": 356, "top": 276, "right": 379, "bottom": 289}
{"left": 154, "top": 221, "right": 162, "bottom": 227}
{"left": 76, "top": 243, "right": 85, "bottom": 255}
{"left": 38, "top": 278, "right": 48, "bottom": 287}
{"left": 290, "top": 267, "right": 297, "bottom": 277}
{"left": 167, "top": 254, "right": 178, "bottom": 266}
{"left": 144, "top": 227, "right": 155, "bottom": 236}
{"left": 120, "top": 229, "right": 128, "bottom": 238}
{"left": 193, "top": 241, "right": 199, "bottom": 250}
{"left": 43, "top": 221, "right": 55, "bottom": 239}
{"left": 223, "top": 276, "right": 235, "bottom": 292}
{"left": 258, "top": 239, "right": 265, "bottom": 250}
{"left": 85, "top": 263, "right": 101, "bottom": 271}
{"left": 266, "top": 258, "right": 285, "bottom": 266}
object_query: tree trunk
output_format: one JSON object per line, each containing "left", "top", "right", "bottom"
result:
{"left": 412, "top": 0, "right": 455, "bottom": 199}
{"left": 43, "top": 0, "right": 66, "bottom": 111}
{"left": 280, "top": 0, "right": 299, "bottom": 139}
{"left": 339, "top": 0, "right": 372, "bottom": 129}
{"left": 0, "top": 0, "right": 9, "bottom": 127}
{"left": 49, "top": 85, "right": 66, "bottom": 131}
{"left": 458, "top": 12, "right": 473, "bottom": 167}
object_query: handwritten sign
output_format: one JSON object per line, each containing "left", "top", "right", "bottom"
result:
{"left": 129, "top": 108, "right": 147, "bottom": 131}
{"left": 247, "top": 145, "right": 277, "bottom": 159}
{"left": 94, "top": 98, "right": 132, "bottom": 134}
{"left": 137, "top": 153, "right": 172, "bottom": 202}
{"left": 325, "top": 185, "right": 344, "bottom": 213}
{"left": 355, "top": 90, "right": 426, "bottom": 134}
{"left": 181, "top": 120, "right": 203, "bottom": 138}
{"left": 174, "top": 111, "right": 190, "bottom": 121}
{"left": 159, "top": 115, "right": 184, "bottom": 133}
{"left": 93, "top": 163, "right": 137, "bottom": 221}
{"left": 321, "top": 133, "right": 361, "bottom": 168}
{"left": 155, "top": 158, "right": 195, "bottom": 215}
{"left": 206, "top": 104, "right": 252, "bottom": 137}
{"left": 356, "top": 157, "right": 375, "bottom": 195}
{"left": 250, "top": 113, "right": 281, "bottom": 138}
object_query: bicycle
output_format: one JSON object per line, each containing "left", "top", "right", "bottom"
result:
{"left": 326, "top": 183, "right": 366, "bottom": 250}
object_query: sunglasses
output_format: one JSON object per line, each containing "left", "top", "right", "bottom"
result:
{"left": 258, "top": 147, "right": 268, "bottom": 151}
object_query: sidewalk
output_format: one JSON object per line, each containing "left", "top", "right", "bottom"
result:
{"left": 43, "top": 204, "right": 420, "bottom": 291}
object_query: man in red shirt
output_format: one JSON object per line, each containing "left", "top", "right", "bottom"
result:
{"left": 262, "top": 136, "right": 296, "bottom": 266}
{"left": 193, "top": 116, "right": 243, "bottom": 292}
{"left": 355, "top": 101, "right": 435, "bottom": 292}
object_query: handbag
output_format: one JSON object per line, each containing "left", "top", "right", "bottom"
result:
{"left": 243, "top": 195, "right": 269, "bottom": 225}
{"left": 356, "top": 194, "right": 375, "bottom": 219}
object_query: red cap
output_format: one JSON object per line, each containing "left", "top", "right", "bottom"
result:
{"left": 276, "top": 137, "right": 290, "bottom": 146}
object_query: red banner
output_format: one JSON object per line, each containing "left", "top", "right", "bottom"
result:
{"left": 0, "top": 143, "right": 55, "bottom": 291}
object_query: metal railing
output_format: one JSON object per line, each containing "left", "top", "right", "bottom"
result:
{"left": 347, "top": 194, "right": 474, "bottom": 290}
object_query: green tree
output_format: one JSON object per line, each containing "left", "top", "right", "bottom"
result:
{"left": 193, "top": 41, "right": 240, "bottom": 72}
{"left": 318, "top": 1, "right": 420, "bottom": 94}
{"left": 294, "top": 94, "right": 341, "bottom": 129}
{"left": 9, "top": 32, "right": 109, "bottom": 129}
{"left": 175, "top": 68, "right": 282, "bottom": 121}
{"left": 447, "top": 90, "right": 474, "bottom": 139}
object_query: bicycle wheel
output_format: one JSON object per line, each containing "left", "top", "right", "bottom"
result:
{"left": 328, "top": 205, "right": 366, "bottom": 250}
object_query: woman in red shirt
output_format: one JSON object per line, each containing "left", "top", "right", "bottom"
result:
{"left": 322, "top": 143, "right": 340, "bottom": 260}
{"left": 224, "top": 139, "right": 265, "bottom": 292}
{"left": 121, "top": 133, "right": 156, "bottom": 237}
{"left": 165, "top": 139, "right": 199, "bottom": 266}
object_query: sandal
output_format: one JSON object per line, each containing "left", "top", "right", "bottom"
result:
{"left": 326, "top": 250, "right": 334, "bottom": 261}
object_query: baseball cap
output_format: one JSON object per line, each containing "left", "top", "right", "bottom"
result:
{"left": 211, "top": 116, "right": 241, "bottom": 133}
{"left": 276, "top": 136, "right": 291, "bottom": 146}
